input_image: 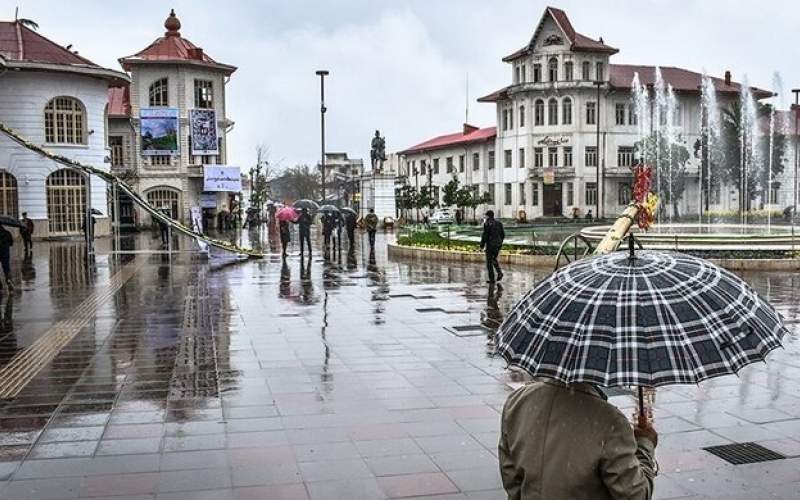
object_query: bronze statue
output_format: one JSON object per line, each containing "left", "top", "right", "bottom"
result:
{"left": 370, "top": 130, "right": 386, "bottom": 173}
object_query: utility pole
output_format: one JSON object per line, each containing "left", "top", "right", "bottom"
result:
{"left": 793, "top": 89, "right": 800, "bottom": 218}
{"left": 594, "top": 80, "right": 602, "bottom": 219}
{"left": 316, "top": 70, "right": 329, "bottom": 203}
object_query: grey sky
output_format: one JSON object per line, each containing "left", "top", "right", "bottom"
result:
{"left": 9, "top": 0, "right": 800, "bottom": 171}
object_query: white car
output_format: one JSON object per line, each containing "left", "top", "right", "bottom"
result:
{"left": 429, "top": 209, "right": 455, "bottom": 224}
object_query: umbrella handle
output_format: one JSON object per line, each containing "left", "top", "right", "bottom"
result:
{"left": 638, "top": 386, "right": 648, "bottom": 426}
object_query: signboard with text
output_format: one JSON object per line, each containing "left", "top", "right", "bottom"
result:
{"left": 203, "top": 166, "right": 242, "bottom": 192}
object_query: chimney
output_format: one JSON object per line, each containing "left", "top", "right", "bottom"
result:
{"left": 188, "top": 47, "right": 204, "bottom": 60}
{"left": 724, "top": 70, "right": 731, "bottom": 87}
{"left": 463, "top": 123, "right": 479, "bottom": 135}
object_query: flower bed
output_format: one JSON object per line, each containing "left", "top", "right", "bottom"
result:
{"left": 396, "top": 230, "right": 559, "bottom": 255}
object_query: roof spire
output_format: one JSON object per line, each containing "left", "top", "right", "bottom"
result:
{"left": 164, "top": 9, "right": 181, "bottom": 37}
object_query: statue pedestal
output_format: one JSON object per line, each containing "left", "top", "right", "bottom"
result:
{"left": 360, "top": 172, "right": 397, "bottom": 225}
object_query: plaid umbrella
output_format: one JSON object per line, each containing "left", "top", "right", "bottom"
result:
{"left": 496, "top": 249, "right": 787, "bottom": 388}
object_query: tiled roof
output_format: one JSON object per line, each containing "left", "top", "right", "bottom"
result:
{"left": 503, "top": 7, "right": 618, "bottom": 62}
{"left": 0, "top": 20, "right": 99, "bottom": 66}
{"left": 107, "top": 86, "right": 130, "bottom": 118}
{"left": 399, "top": 125, "right": 496, "bottom": 155}
{"left": 609, "top": 65, "right": 772, "bottom": 98}
{"left": 118, "top": 10, "right": 236, "bottom": 75}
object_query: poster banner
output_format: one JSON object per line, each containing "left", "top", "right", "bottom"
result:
{"left": 189, "top": 109, "right": 219, "bottom": 155}
{"left": 203, "top": 166, "right": 242, "bottom": 192}
{"left": 543, "top": 166, "right": 555, "bottom": 185}
{"left": 141, "top": 108, "right": 179, "bottom": 156}
{"left": 200, "top": 193, "right": 218, "bottom": 208}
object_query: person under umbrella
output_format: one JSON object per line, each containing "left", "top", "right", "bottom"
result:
{"left": 294, "top": 207, "right": 313, "bottom": 258}
{"left": 344, "top": 209, "right": 357, "bottom": 250}
{"left": 496, "top": 237, "right": 788, "bottom": 500}
{"left": 364, "top": 209, "right": 378, "bottom": 252}
{"left": 279, "top": 219, "right": 291, "bottom": 259}
{"left": 479, "top": 210, "right": 504, "bottom": 283}
{"left": 20, "top": 213, "right": 33, "bottom": 254}
{"left": 0, "top": 225, "right": 13, "bottom": 290}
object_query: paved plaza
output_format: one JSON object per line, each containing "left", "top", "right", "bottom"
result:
{"left": 0, "top": 231, "right": 798, "bottom": 499}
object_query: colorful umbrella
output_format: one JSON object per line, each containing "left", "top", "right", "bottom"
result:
{"left": 276, "top": 207, "right": 298, "bottom": 222}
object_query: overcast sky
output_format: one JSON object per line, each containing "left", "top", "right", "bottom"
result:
{"left": 9, "top": 0, "right": 800, "bottom": 170}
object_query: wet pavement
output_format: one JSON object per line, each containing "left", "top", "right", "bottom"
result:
{"left": 0, "top": 227, "right": 798, "bottom": 499}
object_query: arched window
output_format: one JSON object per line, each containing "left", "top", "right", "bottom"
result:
{"left": 548, "top": 98, "right": 558, "bottom": 125}
{"left": 146, "top": 188, "right": 181, "bottom": 220}
{"left": 562, "top": 97, "right": 573, "bottom": 125}
{"left": 149, "top": 78, "right": 169, "bottom": 107}
{"left": 0, "top": 171, "right": 18, "bottom": 218}
{"left": 548, "top": 57, "right": 558, "bottom": 82}
{"left": 564, "top": 61, "right": 574, "bottom": 81}
{"left": 534, "top": 99, "right": 545, "bottom": 126}
{"left": 44, "top": 97, "right": 85, "bottom": 144}
{"left": 47, "top": 169, "right": 86, "bottom": 235}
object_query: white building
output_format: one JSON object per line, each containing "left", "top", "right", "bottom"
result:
{"left": 398, "top": 7, "right": 772, "bottom": 220}
{"left": 108, "top": 10, "right": 236, "bottom": 228}
{"left": 0, "top": 20, "right": 129, "bottom": 237}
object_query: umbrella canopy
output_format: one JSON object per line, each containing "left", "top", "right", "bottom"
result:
{"left": 319, "top": 204, "right": 340, "bottom": 213}
{"left": 276, "top": 207, "right": 298, "bottom": 222}
{"left": 91, "top": 208, "right": 103, "bottom": 216}
{"left": 293, "top": 199, "right": 319, "bottom": 212}
{"left": 497, "top": 250, "right": 787, "bottom": 388}
{"left": 341, "top": 207, "right": 357, "bottom": 217}
{"left": 0, "top": 216, "right": 23, "bottom": 228}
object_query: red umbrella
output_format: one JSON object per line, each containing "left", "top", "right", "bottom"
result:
{"left": 276, "top": 206, "right": 298, "bottom": 222}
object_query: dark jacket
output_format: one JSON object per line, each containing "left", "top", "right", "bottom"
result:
{"left": 21, "top": 218, "right": 34, "bottom": 237}
{"left": 0, "top": 227, "right": 12, "bottom": 254}
{"left": 364, "top": 213, "right": 379, "bottom": 232}
{"left": 480, "top": 218, "right": 505, "bottom": 250}
{"left": 322, "top": 215, "right": 334, "bottom": 236}
{"left": 345, "top": 213, "right": 357, "bottom": 231}
{"left": 279, "top": 221, "right": 291, "bottom": 241}
{"left": 295, "top": 212, "right": 313, "bottom": 233}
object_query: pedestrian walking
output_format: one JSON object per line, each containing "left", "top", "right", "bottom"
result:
{"left": 345, "top": 211, "right": 357, "bottom": 249}
{"left": 500, "top": 379, "right": 657, "bottom": 499}
{"left": 0, "top": 225, "right": 13, "bottom": 290}
{"left": 364, "top": 209, "right": 379, "bottom": 251}
{"left": 321, "top": 213, "right": 334, "bottom": 258}
{"left": 479, "top": 210, "right": 504, "bottom": 283}
{"left": 334, "top": 213, "right": 343, "bottom": 256}
{"left": 20, "top": 213, "right": 33, "bottom": 254}
{"left": 279, "top": 220, "right": 291, "bottom": 258}
{"left": 294, "top": 207, "right": 313, "bottom": 257}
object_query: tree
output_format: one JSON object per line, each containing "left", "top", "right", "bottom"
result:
{"left": 274, "top": 165, "right": 320, "bottom": 201}
{"left": 416, "top": 185, "right": 438, "bottom": 213}
{"left": 18, "top": 18, "right": 39, "bottom": 31}
{"left": 395, "top": 185, "right": 418, "bottom": 220}
{"left": 248, "top": 145, "right": 273, "bottom": 214}
{"left": 636, "top": 132, "right": 690, "bottom": 219}
{"left": 442, "top": 176, "right": 460, "bottom": 208}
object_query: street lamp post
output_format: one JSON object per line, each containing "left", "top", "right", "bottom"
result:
{"left": 316, "top": 70, "right": 329, "bottom": 203}
{"left": 793, "top": 89, "right": 800, "bottom": 218}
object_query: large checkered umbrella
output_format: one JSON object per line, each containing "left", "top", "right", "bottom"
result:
{"left": 496, "top": 249, "right": 787, "bottom": 389}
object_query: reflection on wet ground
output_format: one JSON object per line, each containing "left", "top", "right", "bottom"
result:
{"left": 0, "top": 227, "right": 797, "bottom": 499}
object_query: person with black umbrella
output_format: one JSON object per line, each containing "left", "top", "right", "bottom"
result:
{"left": 479, "top": 210, "right": 504, "bottom": 284}
{"left": 20, "top": 213, "right": 33, "bottom": 254}
{"left": 0, "top": 225, "right": 13, "bottom": 290}
{"left": 344, "top": 211, "right": 357, "bottom": 250}
{"left": 294, "top": 207, "right": 313, "bottom": 257}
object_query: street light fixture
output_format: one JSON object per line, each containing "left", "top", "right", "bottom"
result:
{"left": 316, "top": 70, "right": 329, "bottom": 203}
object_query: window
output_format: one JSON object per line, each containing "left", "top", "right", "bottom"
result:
{"left": 509, "top": 107, "right": 514, "bottom": 129}
{"left": 488, "top": 151, "right": 495, "bottom": 169}
{"left": 433, "top": 158, "right": 440, "bottom": 174}
{"left": 618, "top": 147, "right": 635, "bottom": 167}
{"left": 446, "top": 156, "right": 454, "bottom": 173}
{"left": 582, "top": 61, "right": 591, "bottom": 80}
{"left": 566, "top": 182, "right": 574, "bottom": 206}
{"left": 563, "top": 147, "right": 573, "bottom": 167}
{"left": 519, "top": 183, "right": 527, "bottom": 205}
{"left": 150, "top": 155, "right": 171, "bottom": 166}
{"left": 519, "top": 148, "right": 525, "bottom": 168}
{"left": 585, "top": 146, "right": 597, "bottom": 167}
{"left": 520, "top": 64, "right": 526, "bottom": 82}
{"left": 47, "top": 169, "right": 86, "bottom": 235}
{"left": 548, "top": 98, "right": 558, "bottom": 125}
{"left": 0, "top": 171, "right": 18, "bottom": 218}
{"left": 504, "top": 183, "right": 512, "bottom": 206}
{"left": 770, "top": 182, "right": 780, "bottom": 204}
{"left": 44, "top": 97, "right": 85, "bottom": 144}
{"left": 504, "top": 149, "right": 512, "bottom": 168}
{"left": 532, "top": 182, "right": 539, "bottom": 206}
{"left": 534, "top": 99, "right": 545, "bottom": 126}
{"left": 519, "top": 105, "right": 525, "bottom": 127}
{"left": 628, "top": 104, "right": 638, "bottom": 125}
{"left": 472, "top": 184, "right": 479, "bottom": 199}
{"left": 533, "top": 64, "right": 542, "bottom": 83}
{"left": 487, "top": 183, "right": 495, "bottom": 203}
{"left": 534, "top": 147, "right": 543, "bottom": 168}
{"left": 194, "top": 79, "right": 214, "bottom": 109}
{"left": 673, "top": 103, "right": 683, "bottom": 126}
{"left": 146, "top": 188, "right": 181, "bottom": 220}
{"left": 472, "top": 152, "right": 480, "bottom": 171}
{"left": 459, "top": 155, "right": 465, "bottom": 173}
{"left": 586, "top": 102, "right": 596, "bottom": 125}
{"left": 148, "top": 78, "right": 169, "bottom": 106}
{"left": 618, "top": 182, "right": 632, "bottom": 205}
{"left": 420, "top": 159, "right": 427, "bottom": 175}
{"left": 109, "top": 136, "right": 125, "bottom": 167}
{"left": 562, "top": 97, "right": 572, "bottom": 125}
{"left": 502, "top": 110, "right": 509, "bottom": 131}
{"left": 596, "top": 62, "right": 604, "bottom": 81}
{"left": 548, "top": 147, "right": 558, "bottom": 167}
{"left": 711, "top": 183, "right": 721, "bottom": 204}
{"left": 514, "top": 66, "right": 521, "bottom": 84}
{"left": 615, "top": 103, "right": 626, "bottom": 125}
{"left": 564, "top": 61, "right": 573, "bottom": 81}
{"left": 548, "top": 57, "right": 558, "bottom": 81}
{"left": 585, "top": 182, "right": 598, "bottom": 206}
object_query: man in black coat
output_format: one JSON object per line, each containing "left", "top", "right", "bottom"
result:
{"left": 344, "top": 212, "right": 357, "bottom": 249}
{"left": 294, "top": 208, "right": 313, "bottom": 257}
{"left": 479, "top": 210, "right": 505, "bottom": 284}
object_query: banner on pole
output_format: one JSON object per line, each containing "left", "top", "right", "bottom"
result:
{"left": 203, "top": 166, "right": 242, "bottom": 192}
{"left": 140, "top": 108, "right": 179, "bottom": 156}
{"left": 189, "top": 109, "right": 218, "bottom": 155}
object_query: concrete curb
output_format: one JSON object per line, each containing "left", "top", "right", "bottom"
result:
{"left": 388, "top": 243, "right": 800, "bottom": 272}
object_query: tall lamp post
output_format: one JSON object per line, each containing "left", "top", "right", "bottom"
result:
{"left": 792, "top": 89, "right": 800, "bottom": 218}
{"left": 593, "top": 80, "right": 603, "bottom": 219}
{"left": 316, "top": 70, "right": 329, "bottom": 203}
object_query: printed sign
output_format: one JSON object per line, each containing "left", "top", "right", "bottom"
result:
{"left": 203, "top": 166, "right": 242, "bottom": 192}
{"left": 543, "top": 166, "right": 555, "bottom": 185}
{"left": 140, "top": 108, "right": 179, "bottom": 156}
{"left": 200, "top": 193, "right": 218, "bottom": 208}
{"left": 189, "top": 109, "right": 219, "bottom": 155}
{"left": 537, "top": 135, "right": 570, "bottom": 146}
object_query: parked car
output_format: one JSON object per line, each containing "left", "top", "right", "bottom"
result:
{"left": 429, "top": 209, "right": 455, "bottom": 224}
